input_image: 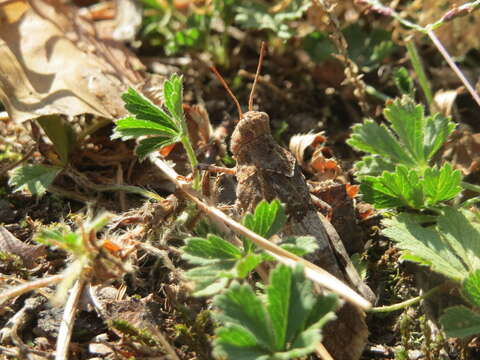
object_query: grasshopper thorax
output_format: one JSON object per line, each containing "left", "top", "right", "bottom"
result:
{"left": 230, "top": 111, "right": 270, "bottom": 156}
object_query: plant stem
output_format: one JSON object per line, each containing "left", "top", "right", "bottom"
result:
{"left": 426, "top": 30, "right": 480, "bottom": 108}
{"left": 181, "top": 135, "right": 201, "bottom": 190}
{"left": 405, "top": 42, "right": 434, "bottom": 111}
{"left": 370, "top": 285, "right": 442, "bottom": 313}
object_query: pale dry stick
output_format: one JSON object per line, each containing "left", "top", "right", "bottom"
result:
{"left": 316, "top": 343, "right": 335, "bottom": 360}
{"left": 151, "top": 155, "right": 371, "bottom": 310}
{"left": 0, "top": 274, "right": 64, "bottom": 306}
{"left": 55, "top": 277, "right": 88, "bottom": 360}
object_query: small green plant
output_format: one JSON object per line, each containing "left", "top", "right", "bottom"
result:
{"left": 113, "top": 74, "right": 200, "bottom": 188}
{"left": 383, "top": 208, "right": 480, "bottom": 338}
{"left": 34, "top": 213, "right": 123, "bottom": 303}
{"left": 212, "top": 264, "right": 339, "bottom": 359}
{"left": 347, "top": 95, "right": 459, "bottom": 210}
{"left": 141, "top": 0, "right": 235, "bottom": 65}
{"left": 347, "top": 76, "right": 480, "bottom": 340}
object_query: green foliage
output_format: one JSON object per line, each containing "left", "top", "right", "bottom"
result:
{"left": 348, "top": 95, "right": 458, "bottom": 210}
{"left": 181, "top": 200, "right": 317, "bottom": 296}
{"left": 8, "top": 164, "right": 62, "bottom": 196}
{"left": 382, "top": 208, "right": 480, "bottom": 282}
{"left": 113, "top": 75, "right": 186, "bottom": 161}
{"left": 234, "top": 0, "right": 311, "bottom": 39}
{"left": 360, "top": 163, "right": 462, "bottom": 209}
{"left": 439, "top": 270, "right": 480, "bottom": 339}
{"left": 212, "top": 264, "right": 338, "bottom": 359}
{"left": 439, "top": 306, "right": 480, "bottom": 339}
{"left": 462, "top": 269, "right": 480, "bottom": 307}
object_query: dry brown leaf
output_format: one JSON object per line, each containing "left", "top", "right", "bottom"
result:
{"left": 289, "top": 132, "right": 342, "bottom": 181}
{"left": 0, "top": 226, "right": 45, "bottom": 268}
{"left": 434, "top": 88, "right": 459, "bottom": 117}
{"left": 0, "top": 0, "right": 144, "bottom": 123}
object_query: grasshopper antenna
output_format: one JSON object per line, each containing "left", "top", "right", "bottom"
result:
{"left": 248, "top": 41, "right": 266, "bottom": 112}
{"left": 210, "top": 66, "right": 243, "bottom": 121}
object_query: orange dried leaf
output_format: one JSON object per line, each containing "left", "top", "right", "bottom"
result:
{"left": 160, "top": 143, "right": 177, "bottom": 157}
{"left": 346, "top": 184, "right": 359, "bottom": 198}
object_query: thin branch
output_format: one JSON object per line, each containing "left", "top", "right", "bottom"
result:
{"left": 370, "top": 284, "right": 442, "bottom": 313}
{"left": 427, "top": 30, "right": 480, "bottom": 108}
{"left": 55, "top": 278, "right": 87, "bottom": 360}
{"left": 0, "top": 274, "right": 64, "bottom": 306}
{"left": 151, "top": 155, "right": 371, "bottom": 310}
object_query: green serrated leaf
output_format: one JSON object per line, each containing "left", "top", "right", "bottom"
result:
{"left": 121, "top": 88, "right": 176, "bottom": 128}
{"left": 349, "top": 95, "right": 456, "bottom": 181}
{"left": 8, "top": 164, "right": 62, "bottom": 197}
{"left": 440, "top": 305, "right": 480, "bottom": 338}
{"left": 463, "top": 269, "right": 480, "bottom": 307}
{"left": 183, "top": 235, "right": 242, "bottom": 265}
{"left": 423, "top": 163, "right": 462, "bottom": 205}
{"left": 438, "top": 208, "right": 480, "bottom": 272}
{"left": 382, "top": 213, "right": 469, "bottom": 281}
{"left": 235, "top": 254, "right": 263, "bottom": 278}
{"left": 348, "top": 119, "right": 415, "bottom": 167}
{"left": 135, "top": 137, "right": 178, "bottom": 161}
{"left": 243, "top": 200, "right": 287, "bottom": 239}
{"left": 423, "top": 112, "right": 456, "bottom": 161}
{"left": 360, "top": 165, "right": 425, "bottom": 209}
{"left": 354, "top": 155, "right": 396, "bottom": 178}
{"left": 279, "top": 236, "right": 318, "bottom": 257}
{"left": 163, "top": 74, "right": 184, "bottom": 123}
{"left": 384, "top": 97, "right": 426, "bottom": 164}
{"left": 113, "top": 117, "right": 178, "bottom": 139}
{"left": 214, "top": 281, "right": 275, "bottom": 350}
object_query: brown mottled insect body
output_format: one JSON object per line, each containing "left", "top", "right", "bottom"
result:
{"left": 212, "top": 43, "right": 372, "bottom": 360}
{"left": 232, "top": 112, "right": 310, "bottom": 215}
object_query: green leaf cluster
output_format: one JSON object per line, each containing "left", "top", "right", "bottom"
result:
{"left": 383, "top": 208, "right": 480, "bottom": 282}
{"left": 212, "top": 264, "right": 339, "bottom": 359}
{"left": 113, "top": 74, "right": 186, "bottom": 161}
{"left": 234, "top": 0, "right": 311, "bottom": 39}
{"left": 384, "top": 208, "right": 480, "bottom": 338}
{"left": 348, "top": 95, "right": 458, "bottom": 209}
{"left": 181, "top": 200, "right": 317, "bottom": 296}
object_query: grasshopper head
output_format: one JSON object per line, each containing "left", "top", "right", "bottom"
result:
{"left": 230, "top": 111, "right": 270, "bottom": 156}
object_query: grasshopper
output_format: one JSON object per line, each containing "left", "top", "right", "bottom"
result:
{"left": 210, "top": 43, "right": 374, "bottom": 360}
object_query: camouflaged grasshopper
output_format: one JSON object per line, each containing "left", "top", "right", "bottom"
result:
{"left": 210, "top": 43, "right": 374, "bottom": 360}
